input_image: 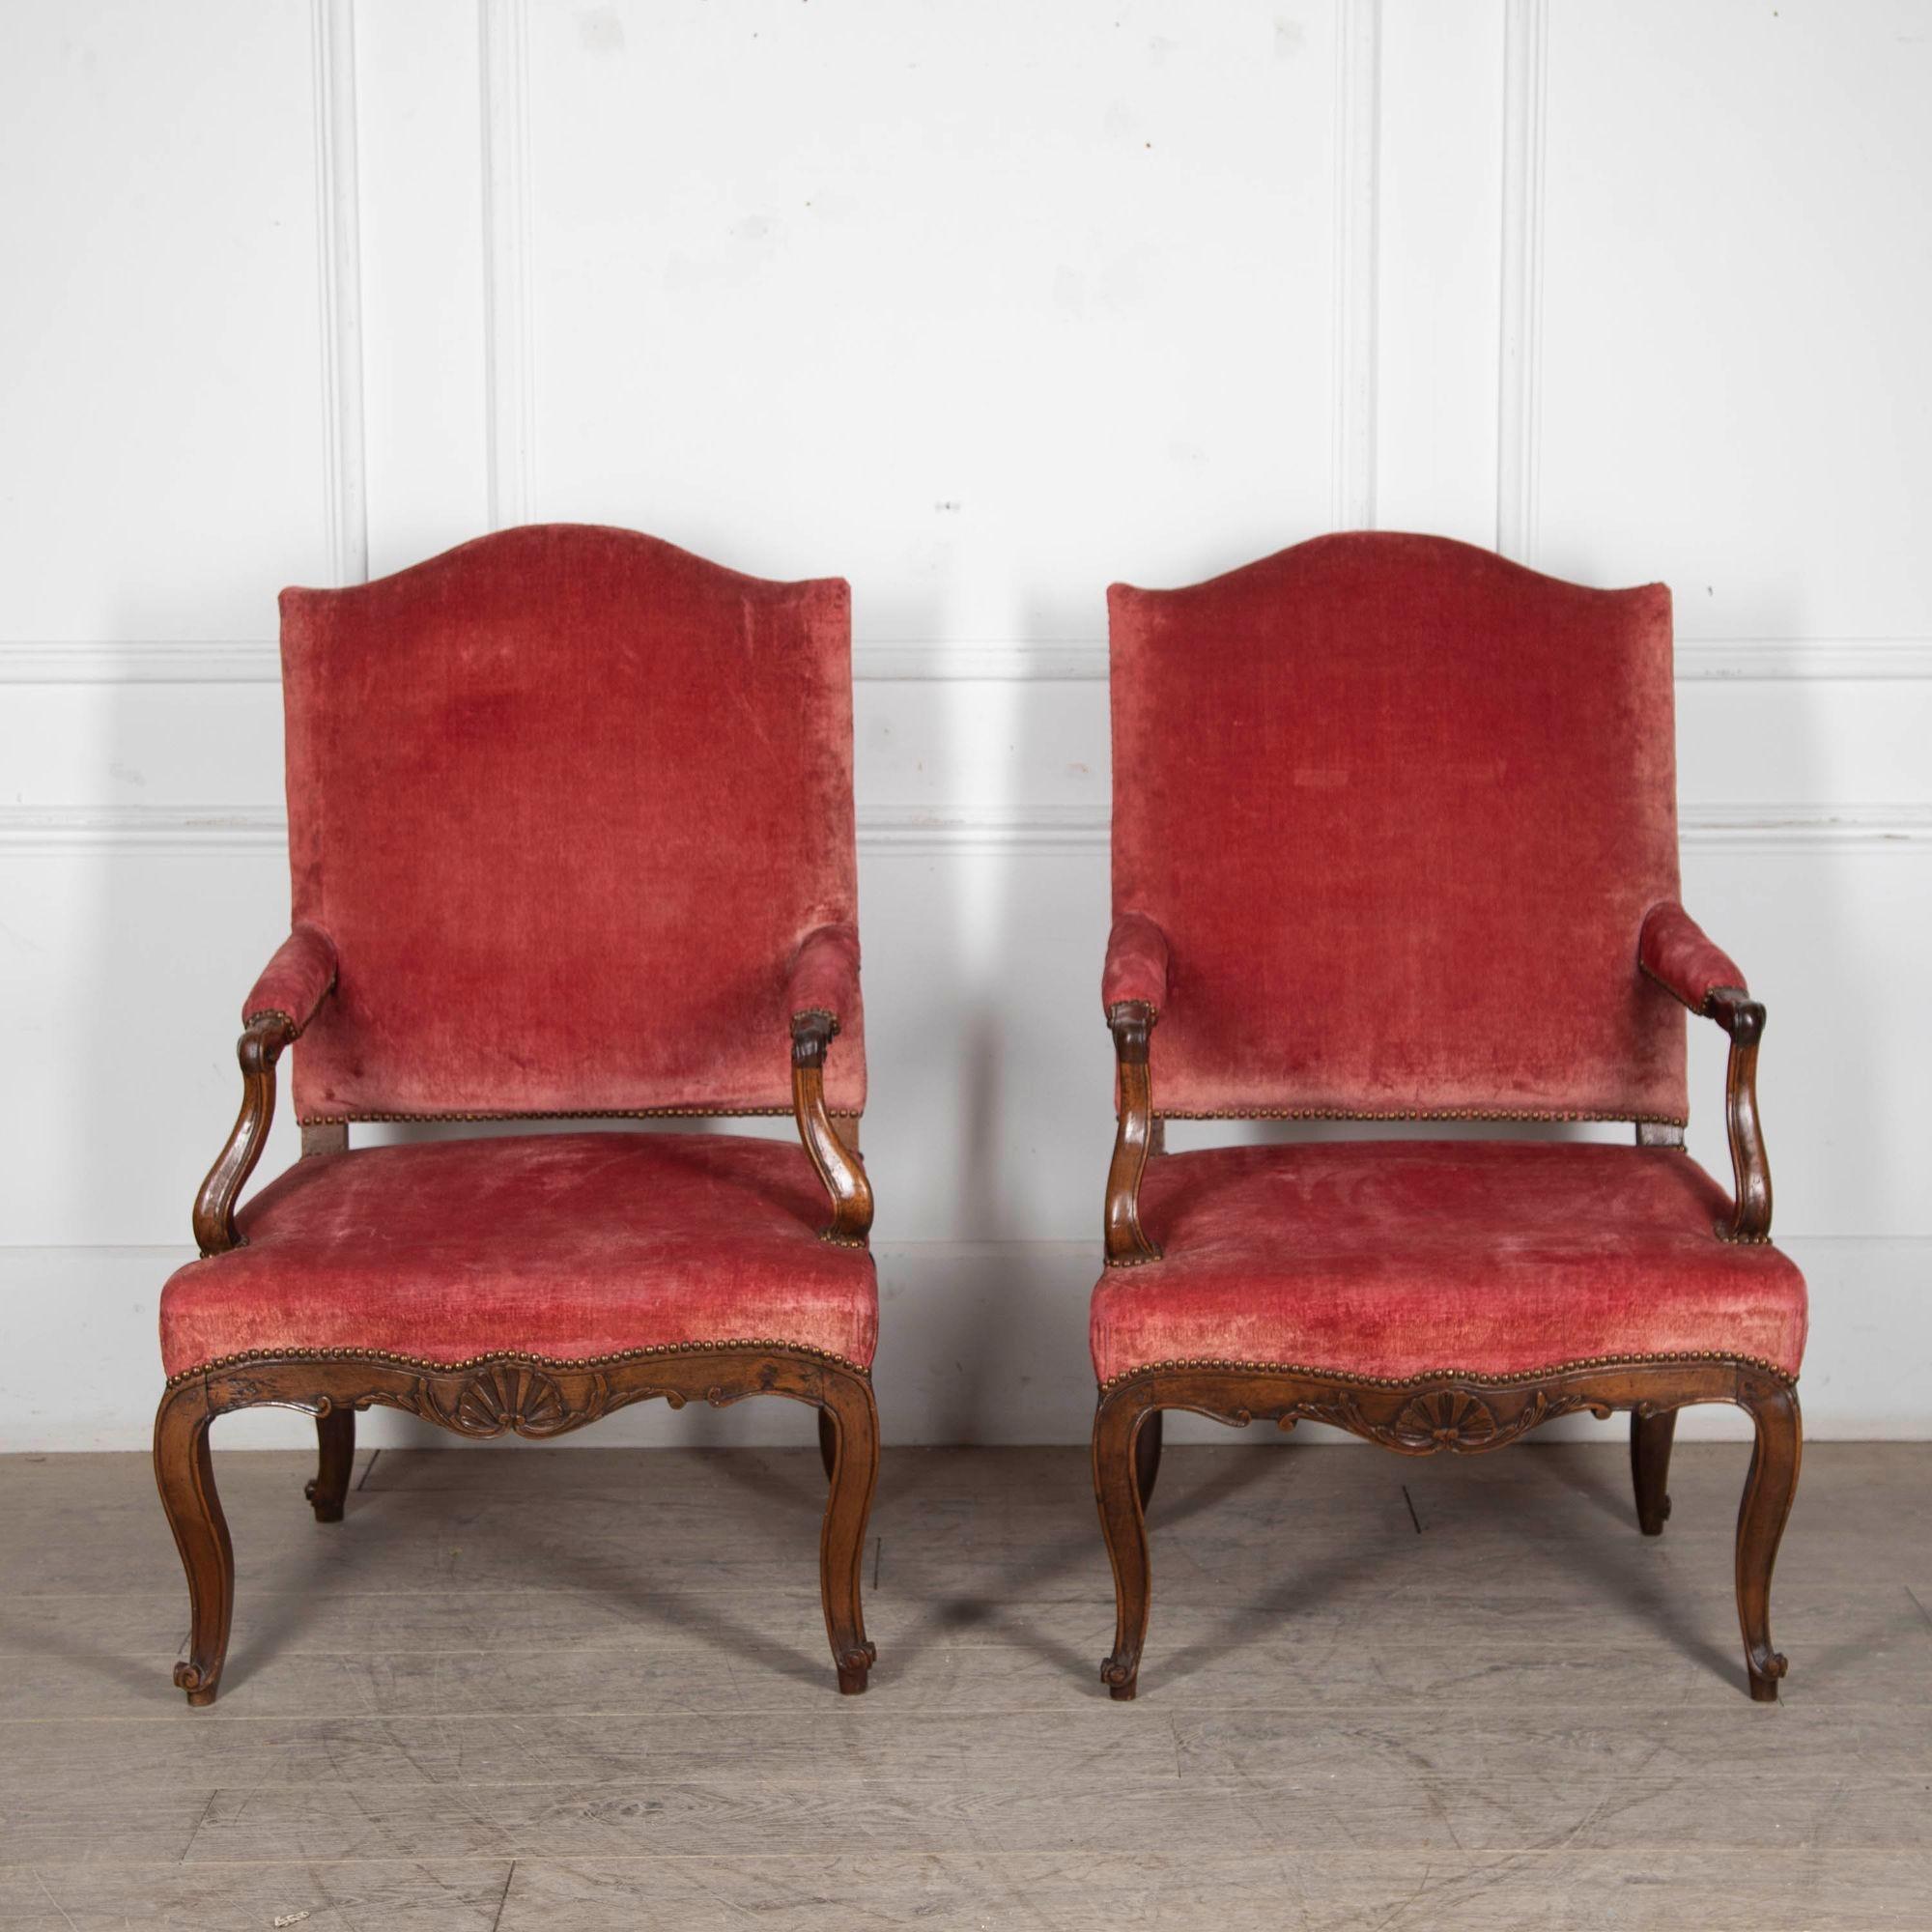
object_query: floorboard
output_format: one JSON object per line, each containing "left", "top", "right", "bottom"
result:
{"left": 1, "top": 1441, "right": 1926, "bottom": 1927}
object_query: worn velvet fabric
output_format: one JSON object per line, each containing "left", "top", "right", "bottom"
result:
{"left": 279, "top": 525, "right": 864, "bottom": 1119}
{"left": 160, "top": 1133, "right": 877, "bottom": 1375}
{"left": 1640, "top": 901, "right": 1747, "bottom": 1012}
{"left": 1109, "top": 533, "right": 1686, "bottom": 1119}
{"left": 785, "top": 921, "right": 864, "bottom": 1026}
{"left": 1090, "top": 1142, "right": 1806, "bottom": 1384}
{"left": 243, "top": 923, "right": 338, "bottom": 1033}
{"left": 1102, "top": 911, "right": 1172, "bottom": 1015}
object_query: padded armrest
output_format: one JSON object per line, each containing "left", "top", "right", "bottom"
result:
{"left": 785, "top": 922, "right": 862, "bottom": 1029}
{"left": 242, "top": 923, "right": 339, "bottom": 1037}
{"left": 197, "top": 924, "right": 335, "bottom": 1257}
{"left": 1103, "top": 911, "right": 1171, "bottom": 1017}
{"left": 1639, "top": 902, "right": 1747, "bottom": 1013}
{"left": 1640, "top": 902, "right": 1774, "bottom": 1243}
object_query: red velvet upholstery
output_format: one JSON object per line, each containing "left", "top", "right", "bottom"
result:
{"left": 1102, "top": 912, "right": 1172, "bottom": 1016}
{"left": 1109, "top": 532, "right": 1686, "bottom": 1120}
{"left": 164, "top": 526, "right": 875, "bottom": 1384}
{"left": 1096, "top": 533, "right": 1805, "bottom": 1391}
{"left": 1640, "top": 901, "right": 1747, "bottom": 1012}
{"left": 161, "top": 1133, "right": 876, "bottom": 1376}
{"left": 1091, "top": 1142, "right": 1806, "bottom": 1384}
{"left": 785, "top": 921, "right": 864, "bottom": 1028}
{"left": 279, "top": 525, "right": 863, "bottom": 1120}
{"left": 243, "top": 923, "right": 338, "bottom": 1034}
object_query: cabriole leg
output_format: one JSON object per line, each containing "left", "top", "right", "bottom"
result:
{"left": 1736, "top": 1378, "right": 1802, "bottom": 1702}
{"left": 1135, "top": 1407, "right": 1164, "bottom": 1511}
{"left": 306, "top": 1405, "right": 355, "bottom": 1522}
{"left": 153, "top": 1383, "right": 234, "bottom": 1707}
{"left": 1631, "top": 1407, "right": 1677, "bottom": 1536}
{"left": 817, "top": 1371, "right": 880, "bottom": 1693}
{"left": 1094, "top": 1386, "right": 1154, "bottom": 1701}
{"left": 816, "top": 1406, "right": 838, "bottom": 1485}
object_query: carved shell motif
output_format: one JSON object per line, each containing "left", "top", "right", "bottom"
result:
{"left": 426, "top": 1365, "right": 572, "bottom": 1437}
{"left": 1386, "top": 1390, "right": 1498, "bottom": 1450}
{"left": 1288, "top": 1384, "right": 1603, "bottom": 1454}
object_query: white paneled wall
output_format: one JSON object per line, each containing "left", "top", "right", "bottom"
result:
{"left": 2, "top": 0, "right": 1926, "bottom": 1450}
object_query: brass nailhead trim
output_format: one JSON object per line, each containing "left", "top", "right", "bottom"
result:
{"left": 243, "top": 971, "right": 336, "bottom": 1039}
{"left": 298, "top": 1110, "right": 863, "bottom": 1127}
{"left": 1156, "top": 1108, "right": 1690, "bottom": 1125}
{"left": 165, "top": 1337, "right": 870, "bottom": 1391}
{"left": 1638, "top": 957, "right": 1748, "bottom": 1018}
{"left": 1639, "top": 958, "right": 1702, "bottom": 1013}
{"left": 1096, "top": 1350, "right": 1797, "bottom": 1393}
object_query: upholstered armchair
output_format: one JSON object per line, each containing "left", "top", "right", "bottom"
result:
{"left": 156, "top": 526, "right": 880, "bottom": 1702}
{"left": 1092, "top": 532, "right": 1805, "bottom": 1702}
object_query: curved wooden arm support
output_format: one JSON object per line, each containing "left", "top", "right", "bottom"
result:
{"left": 790, "top": 1011, "right": 873, "bottom": 1246}
{"left": 1707, "top": 987, "right": 1773, "bottom": 1243}
{"left": 1104, "top": 1000, "right": 1162, "bottom": 1265}
{"left": 191, "top": 1013, "right": 296, "bottom": 1257}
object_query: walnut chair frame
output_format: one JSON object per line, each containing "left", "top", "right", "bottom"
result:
{"left": 158, "top": 1004, "right": 878, "bottom": 1705}
{"left": 1089, "top": 534, "right": 1804, "bottom": 1707}
{"left": 1095, "top": 982, "right": 1798, "bottom": 1705}
{"left": 154, "top": 527, "right": 882, "bottom": 1706}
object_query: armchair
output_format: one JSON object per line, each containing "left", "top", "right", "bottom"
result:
{"left": 1090, "top": 532, "right": 1805, "bottom": 1702}
{"left": 156, "top": 525, "right": 880, "bottom": 1702}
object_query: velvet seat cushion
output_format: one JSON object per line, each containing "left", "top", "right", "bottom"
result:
{"left": 1090, "top": 1141, "right": 1806, "bottom": 1386}
{"left": 161, "top": 1133, "right": 877, "bottom": 1378}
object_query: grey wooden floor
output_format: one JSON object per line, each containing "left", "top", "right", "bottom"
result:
{"left": 1, "top": 1439, "right": 1927, "bottom": 1929}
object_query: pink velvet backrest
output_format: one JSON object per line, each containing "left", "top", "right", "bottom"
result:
{"left": 1109, "top": 532, "right": 1688, "bottom": 1122}
{"left": 280, "top": 525, "right": 863, "bottom": 1121}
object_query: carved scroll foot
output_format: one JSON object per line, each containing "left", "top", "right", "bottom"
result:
{"left": 1094, "top": 1386, "right": 1153, "bottom": 1701}
{"left": 837, "top": 1649, "right": 876, "bottom": 1695}
{"left": 1736, "top": 1377, "right": 1801, "bottom": 1702}
{"left": 306, "top": 1405, "right": 355, "bottom": 1523}
{"left": 154, "top": 1383, "right": 234, "bottom": 1708}
{"left": 1631, "top": 1407, "right": 1677, "bottom": 1537}
{"left": 817, "top": 1370, "right": 880, "bottom": 1694}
